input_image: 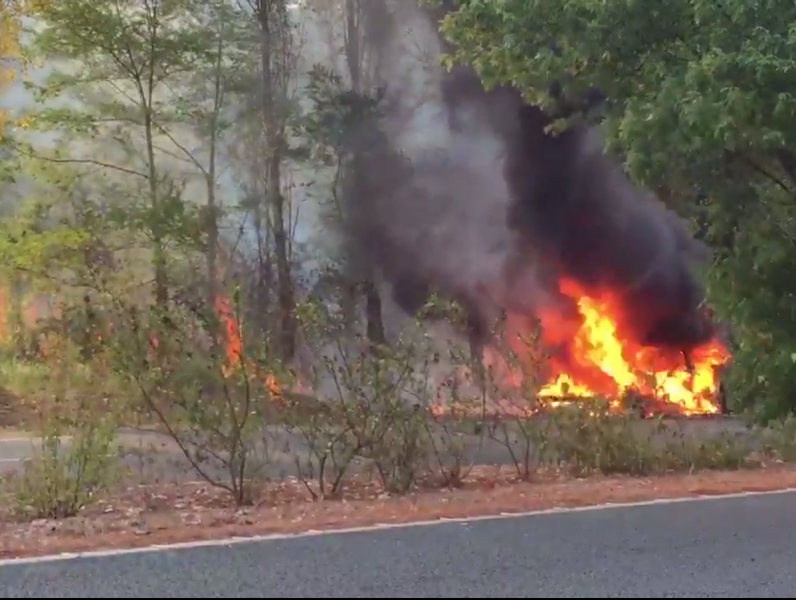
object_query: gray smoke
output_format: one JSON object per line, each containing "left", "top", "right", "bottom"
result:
{"left": 345, "top": 2, "right": 534, "bottom": 335}
{"left": 347, "top": 0, "right": 714, "bottom": 355}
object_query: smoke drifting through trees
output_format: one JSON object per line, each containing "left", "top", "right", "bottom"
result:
{"left": 344, "top": 0, "right": 715, "bottom": 363}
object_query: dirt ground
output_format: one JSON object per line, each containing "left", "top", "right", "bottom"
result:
{"left": 3, "top": 465, "right": 796, "bottom": 560}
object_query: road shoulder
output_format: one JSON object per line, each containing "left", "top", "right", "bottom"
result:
{"left": 2, "top": 466, "right": 796, "bottom": 561}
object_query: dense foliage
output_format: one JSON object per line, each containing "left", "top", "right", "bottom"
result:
{"left": 440, "top": 0, "right": 796, "bottom": 422}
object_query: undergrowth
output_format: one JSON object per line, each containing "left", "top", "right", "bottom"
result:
{"left": 1, "top": 299, "right": 794, "bottom": 522}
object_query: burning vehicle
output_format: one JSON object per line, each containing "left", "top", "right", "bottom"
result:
{"left": 343, "top": 1, "right": 730, "bottom": 416}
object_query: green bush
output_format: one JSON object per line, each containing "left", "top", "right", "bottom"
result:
{"left": 8, "top": 416, "right": 119, "bottom": 520}
{"left": 550, "top": 402, "right": 758, "bottom": 476}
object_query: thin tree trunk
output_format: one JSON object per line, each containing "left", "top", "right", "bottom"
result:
{"left": 205, "top": 33, "right": 223, "bottom": 313}
{"left": 267, "top": 153, "right": 295, "bottom": 360}
{"left": 144, "top": 112, "right": 168, "bottom": 306}
{"left": 205, "top": 174, "right": 219, "bottom": 307}
{"left": 10, "top": 273, "right": 23, "bottom": 354}
{"left": 258, "top": 0, "right": 295, "bottom": 361}
{"left": 363, "top": 281, "right": 385, "bottom": 345}
{"left": 345, "top": 0, "right": 385, "bottom": 347}
{"left": 141, "top": 5, "right": 167, "bottom": 307}
{"left": 252, "top": 201, "right": 273, "bottom": 335}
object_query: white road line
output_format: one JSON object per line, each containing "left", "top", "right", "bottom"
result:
{"left": 1, "top": 487, "right": 795, "bottom": 568}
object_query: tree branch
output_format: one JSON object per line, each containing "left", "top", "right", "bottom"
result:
{"left": 774, "top": 148, "right": 796, "bottom": 191}
{"left": 727, "top": 149, "right": 793, "bottom": 197}
{"left": 13, "top": 144, "right": 149, "bottom": 179}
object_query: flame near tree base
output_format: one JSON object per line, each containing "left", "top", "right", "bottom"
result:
{"left": 211, "top": 276, "right": 729, "bottom": 420}
{"left": 482, "top": 279, "right": 731, "bottom": 417}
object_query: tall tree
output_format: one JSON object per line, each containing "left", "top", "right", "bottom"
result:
{"left": 19, "top": 0, "right": 222, "bottom": 306}
{"left": 341, "top": 0, "right": 386, "bottom": 346}
{"left": 144, "top": 0, "right": 253, "bottom": 308}
{"left": 304, "top": 0, "right": 388, "bottom": 346}
{"left": 1, "top": 0, "right": 29, "bottom": 350}
{"left": 245, "top": 0, "right": 298, "bottom": 361}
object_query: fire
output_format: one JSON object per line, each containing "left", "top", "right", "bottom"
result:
{"left": 215, "top": 295, "right": 243, "bottom": 374}
{"left": 214, "top": 295, "right": 281, "bottom": 398}
{"left": 528, "top": 280, "right": 729, "bottom": 414}
{"left": 211, "top": 282, "right": 728, "bottom": 417}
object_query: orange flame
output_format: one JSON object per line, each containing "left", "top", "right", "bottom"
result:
{"left": 526, "top": 280, "right": 729, "bottom": 414}
{"left": 214, "top": 295, "right": 281, "bottom": 398}
{"left": 215, "top": 295, "right": 243, "bottom": 373}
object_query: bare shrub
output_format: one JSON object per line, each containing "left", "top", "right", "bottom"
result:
{"left": 424, "top": 375, "right": 484, "bottom": 488}
{"left": 400, "top": 296, "right": 486, "bottom": 488}
{"left": 479, "top": 318, "right": 557, "bottom": 480}
{"left": 4, "top": 336, "right": 121, "bottom": 520}
{"left": 106, "top": 287, "right": 280, "bottom": 506}
{"left": 9, "top": 417, "right": 119, "bottom": 520}
{"left": 287, "top": 300, "right": 445, "bottom": 497}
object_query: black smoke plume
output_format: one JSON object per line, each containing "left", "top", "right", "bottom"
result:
{"left": 503, "top": 99, "right": 715, "bottom": 352}
{"left": 345, "top": 1, "right": 715, "bottom": 358}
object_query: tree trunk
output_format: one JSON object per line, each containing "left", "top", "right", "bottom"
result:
{"left": 363, "top": 280, "right": 385, "bottom": 346}
{"left": 205, "top": 35, "right": 224, "bottom": 312}
{"left": 466, "top": 318, "right": 486, "bottom": 391}
{"left": 267, "top": 152, "right": 296, "bottom": 360}
{"left": 205, "top": 176, "right": 219, "bottom": 307}
{"left": 252, "top": 200, "right": 273, "bottom": 336}
{"left": 345, "top": 0, "right": 385, "bottom": 347}
{"left": 10, "top": 273, "right": 23, "bottom": 354}
{"left": 258, "top": 0, "right": 295, "bottom": 362}
{"left": 144, "top": 112, "right": 168, "bottom": 307}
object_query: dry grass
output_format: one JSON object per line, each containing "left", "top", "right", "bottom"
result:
{"left": 2, "top": 464, "right": 796, "bottom": 560}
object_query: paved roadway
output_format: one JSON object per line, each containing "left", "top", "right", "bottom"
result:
{"left": 2, "top": 490, "right": 795, "bottom": 598}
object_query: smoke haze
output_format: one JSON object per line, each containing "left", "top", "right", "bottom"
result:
{"left": 348, "top": 0, "right": 714, "bottom": 354}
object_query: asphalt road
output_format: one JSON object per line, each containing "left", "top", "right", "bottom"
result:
{"left": 2, "top": 490, "right": 795, "bottom": 598}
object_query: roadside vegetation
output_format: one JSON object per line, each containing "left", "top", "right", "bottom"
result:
{"left": 0, "top": 0, "right": 795, "bottom": 539}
